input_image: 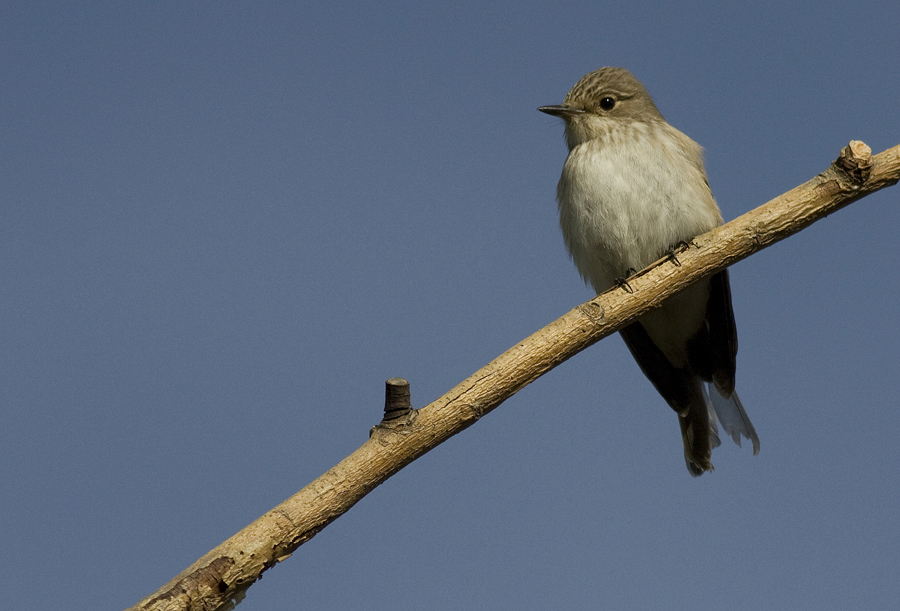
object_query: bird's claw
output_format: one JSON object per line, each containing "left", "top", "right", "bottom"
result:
{"left": 615, "top": 268, "right": 638, "bottom": 293}
{"left": 666, "top": 241, "right": 693, "bottom": 266}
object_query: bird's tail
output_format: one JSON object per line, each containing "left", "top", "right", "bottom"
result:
{"left": 679, "top": 386, "right": 720, "bottom": 476}
{"left": 679, "top": 380, "right": 762, "bottom": 476}
{"left": 706, "top": 383, "right": 761, "bottom": 455}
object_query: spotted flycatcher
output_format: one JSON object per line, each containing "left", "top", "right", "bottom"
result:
{"left": 540, "top": 67, "right": 759, "bottom": 476}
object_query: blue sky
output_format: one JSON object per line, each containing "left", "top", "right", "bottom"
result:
{"left": 2, "top": 2, "right": 899, "bottom": 610}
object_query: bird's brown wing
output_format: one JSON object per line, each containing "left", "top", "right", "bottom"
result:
{"left": 619, "top": 320, "right": 718, "bottom": 476}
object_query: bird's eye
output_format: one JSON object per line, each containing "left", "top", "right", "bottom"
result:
{"left": 599, "top": 97, "right": 616, "bottom": 111}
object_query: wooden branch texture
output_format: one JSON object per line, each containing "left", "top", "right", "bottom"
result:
{"left": 129, "top": 142, "right": 899, "bottom": 611}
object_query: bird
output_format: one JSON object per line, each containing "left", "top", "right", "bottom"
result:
{"left": 539, "top": 67, "right": 759, "bottom": 475}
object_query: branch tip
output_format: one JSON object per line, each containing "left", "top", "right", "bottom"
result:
{"left": 837, "top": 140, "right": 873, "bottom": 182}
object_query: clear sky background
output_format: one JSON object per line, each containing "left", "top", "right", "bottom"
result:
{"left": 3, "top": 2, "right": 899, "bottom": 610}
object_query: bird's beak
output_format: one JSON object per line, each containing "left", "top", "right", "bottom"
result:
{"left": 538, "top": 105, "right": 584, "bottom": 118}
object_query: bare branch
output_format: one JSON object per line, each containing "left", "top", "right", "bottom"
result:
{"left": 128, "top": 142, "right": 899, "bottom": 611}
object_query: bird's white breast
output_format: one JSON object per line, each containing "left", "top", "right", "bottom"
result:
{"left": 556, "top": 120, "right": 722, "bottom": 294}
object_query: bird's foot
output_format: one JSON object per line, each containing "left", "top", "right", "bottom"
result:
{"left": 614, "top": 268, "right": 638, "bottom": 293}
{"left": 665, "top": 241, "right": 693, "bottom": 266}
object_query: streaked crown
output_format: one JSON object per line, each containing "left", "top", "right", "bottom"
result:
{"left": 562, "top": 67, "right": 663, "bottom": 120}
